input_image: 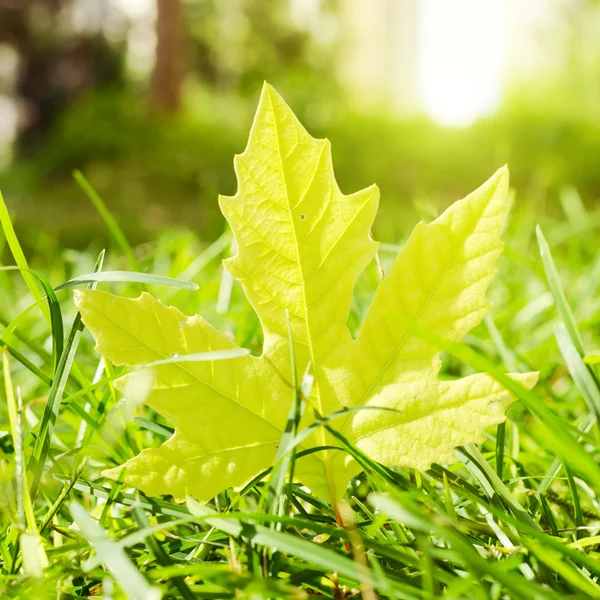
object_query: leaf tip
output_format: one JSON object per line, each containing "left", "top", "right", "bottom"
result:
{"left": 258, "top": 82, "right": 295, "bottom": 122}
{"left": 261, "top": 80, "right": 279, "bottom": 100}
{"left": 493, "top": 164, "right": 510, "bottom": 194}
{"left": 258, "top": 81, "right": 282, "bottom": 113}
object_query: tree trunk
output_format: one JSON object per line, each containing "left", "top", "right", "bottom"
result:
{"left": 150, "top": 0, "right": 185, "bottom": 113}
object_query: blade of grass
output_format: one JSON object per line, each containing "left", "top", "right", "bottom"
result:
{"left": 55, "top": 271, "right": 199, "bottom": 291}
{"left": 29, "top": 251, "right": 105, "bottom": 497}
{"left": 370, "top": 493, "right": 556, "bottom": 600}
{"left": 56, "top": 476, "right": 190, "bottom": 518}
{"left": 99, "top": 469, "right": 127, "bottom": 528}
{"left": 39, "top": 460, "right": 86, "bottom": 535}
{"left": 0, "top": 266, "right": 64, "bottom": 372}
{"left": 75, "top": 358, "right": 105, "bottom": 448}
{"left": 163, "top": 231, "right": 230, "bottom": 302}
{"left": 559, "top": 185, "right": 586, "bottom": 221}
{"left": 3, "top": 350, "right": 36, "bottom": 534}
{"left": 495, "top": 422, "right": 506, "bottom": 480}
{"left": 447, "top": 467, "right": 600, "bottom": 579}
{"left": 564, "top": 462, "right": 584, "bottom": 540}
{"left": 554, "top": 323, "right": 600, "bottom": 421}
{"left": 0, "top": 311, "right": 53, "bottom": 363}
{"left": 132, "top": 418, "right": 173, "bottom": 438}
{"left": 459, "top": 444, "right": 539, "bottom": 530}
{"left": 4, "top": 351, "right": 48, "bottom": 577}
{"left": 539, "top": 494, "right": 559, "bottom": 536}
{"left": 0, "top": 191, "right": 49, "bottom": 323}
{"left": 2, "top": 340, "right": 52, "bottom": 386}
{"left": 137, "top": 348, "right": 250, "bottom": 369}
{"left": 265, "top": 310, "right": 305, "bottom": 521}
{"left": 186, "top": 498, "right": 420, "bottom": 600}
{"left": 537, "top": 225, "right": 585, "bottom": 355}
{"left": 70, "top": 501, "right": 161, "bottom": 600}
{"left": 526, "top": 539, "right": 600, "bottom": 598}
{"left": 485, "top": 315, "right": 518, "bottom": 480}
{"left": 73, "top": 171, "right": 139, "bottom": 270}
{"left": 531, "top": 414, "right": 595, "bottom": 514}
{"left": 216, "top": 236, "right": 236, "bottom": 314}
{"left": 131, "top": 503, "right": 196, "bottom": 600}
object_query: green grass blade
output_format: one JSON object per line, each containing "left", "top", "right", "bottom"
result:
{"left": 265, "top": 310, "right": 305, "bottom": 520}
{"left": 559, "top": 185, "right": 586, "bottom": 222}
{"left": 4, "top": 348, "right": 25, "bottom": 529}
{"left": 485, "top": 315, "right": 517, "bottom": 480}
{"left": 0, "top": 266, "right": 64, "bottom": 372}
{"left": 3, "top": 351, "right": 47, "bottom": 577}
{"left": 537, "top": 225, "right": 585, "bottom": 355}
{"left": 563, "top": 462, "right": 584, "bottom": 540}
{"left": 163, "top": 231, "right": 230, "bottom": 302}
{"left": 187, "top": 499, "right": 419, "bottom": 600}
{"left": 29, "top": 311, "right": 85, "bottom": 497}
{"left": 531, "top": 414, "right": 595, "bottom": 514}
{"left": 2, "top": 340, "right": 52, "bottom": 386}
{"left": 0, "top": 191, "right": 50, "bottom": 323}
{"left": 29, "top": 251, "right": 105, "bottom": 497}
{"left": 73, "top": 171, "right": 139, "bottom": 270}
{"left": 539, "top": 494, "right": 559, "bottom": 536}
{"left": 216, "top": 236, "right": 236, "bottom": 314}
{"left": 459, "top": 444, "right": 539, "bottom": 529}
{"left": 132, "top": 418, "right": 173, "bottom": 438}
{"left": 555, "top": 323, "right": 600, "bottom": 421}
{"left": 495, "top": 421, "right": 506, "bottom": 479}
{"left": 132, "top": 503, "right": 196, "bottom": 600}
{"left": 70, "top": 501, "right": 161, "bottom": 600}
{"left": 137, "top": 349, "right": 250, "bottom": 369}
{"left": 39, "top": 461, "right": 86, "bottom": 535}
{"left": 57, "top": 476, "right": 190, "bottom": 518}
{"left": 370, "top": 493, "right": 556, "bottom": 600}
{"left": 55, "top": 270, "right": 199, "bottom": 291}
{"left": 99, "top": 469, "right": 127, "bottom": 528}
{"left": 485, "top": 315, "right": 518, "bottom": 372}
{"left": 526, "top": 539, "right": 600, "bottom": 598}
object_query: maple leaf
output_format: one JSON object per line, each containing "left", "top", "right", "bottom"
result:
{"left": 75, "top": 83, "right": 537, "bottom": 503}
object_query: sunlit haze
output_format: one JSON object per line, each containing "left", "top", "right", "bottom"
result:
{"left": 418, "top": 0, "right": 504, "bottom": 126}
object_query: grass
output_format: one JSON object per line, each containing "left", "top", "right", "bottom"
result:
{"left": 0, "top": 177, "right": 600, "bottom": 599}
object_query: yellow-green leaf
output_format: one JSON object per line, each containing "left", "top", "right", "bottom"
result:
{"left": 76, "top": 83, "right": 537, "bottom": 503}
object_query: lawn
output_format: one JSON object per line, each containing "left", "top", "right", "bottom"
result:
{"left": 1, "top": 90, "right": 600, "bottom": 599}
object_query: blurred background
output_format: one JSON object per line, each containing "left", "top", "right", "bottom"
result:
{"left": 0, "top": 0, "right": 599, "bottom": 248}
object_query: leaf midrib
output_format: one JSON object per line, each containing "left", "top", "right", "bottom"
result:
{"left": 267, "top": 90, "right": 329, "bottom": 458}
